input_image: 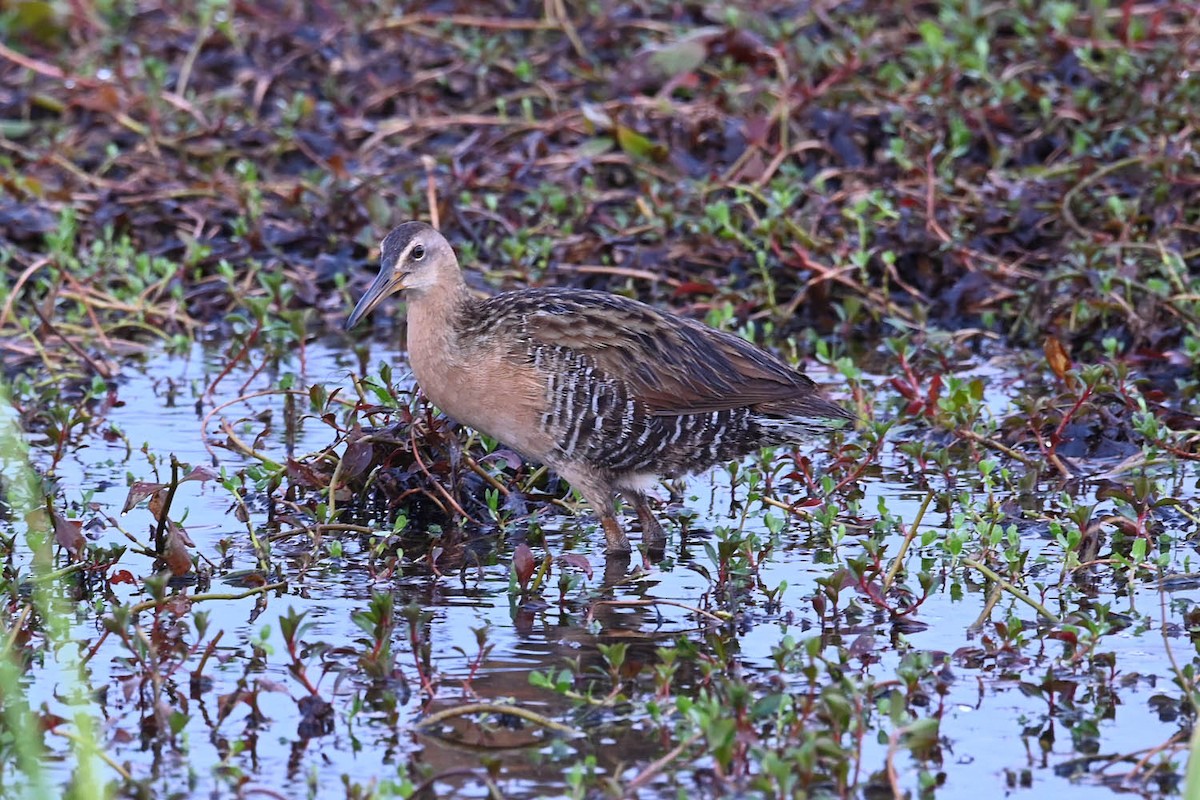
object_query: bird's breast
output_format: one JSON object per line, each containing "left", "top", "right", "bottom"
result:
{"left": 407, "top": 333, "right": 554, "bottom": 462}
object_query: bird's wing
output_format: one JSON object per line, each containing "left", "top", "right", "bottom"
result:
{"left": 480, "top": 289, "right": 845, "bottom": 419}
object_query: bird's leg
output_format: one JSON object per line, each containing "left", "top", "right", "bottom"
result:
{"left": 588, "top": 490, "right": 631, "bottom": 554}
{"left": 562, "top": 470, "right": 631, "bottom": 556}
{"left": 623, "top": 490, "right": 666, "bottom": 550}
{"left": 601, "top": 514, "right": 632, "bottom": 556}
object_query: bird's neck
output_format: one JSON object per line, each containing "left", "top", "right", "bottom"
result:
{"left": 404, "top": 276, "right": 477, "bottom": 360}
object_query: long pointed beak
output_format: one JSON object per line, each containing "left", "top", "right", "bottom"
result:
{"left": 345, "top": 267, "right": 403, "bottom": 330}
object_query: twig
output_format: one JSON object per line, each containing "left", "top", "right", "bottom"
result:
{"left": 554, "top": 263, "right": 682, "bottom": 286}
{"left": 175, "top": 4, "right": 214, "bottom": 97}
{"left": 360, "top": 113, "right": 560, "bottom": 153}
{"left": 217, "top": 418, "right": 281, "bottom": 467}
{"left": 881, "top": 490, "right": 934, "bottom": 595}
{"left": 545, "top": 0, "right": 588, "bottom": 60}
{"left": 886, "top": 724, "right": 904, "bottom": 798}
{"left": 924, "top": 149, "right": 953, "bottom": 243}
{"left": 462, "top": 452, "right": 510, "bottom": 495}
{"left": 0, "top": 257, "right": 50, "bottom": 331}
{"left": 968, "top": 581, "right": 1005, "bottom": 632}
{"left": 29, "top": 303, "right": 115, "bottom": 379}
{"left": 622, "top": 733, "right": 702, "bottom": 793}
{"left": 326, "top": 434, "right": 349, "bottom": 523}
{"left": 0, "top": 41, "right": 99, "bottom": 85}
{"left": 192, "top": 629, "right": 223, "bottom": 682}
{"left": 370, "top": 13, "right": 560, "bottom": 32}
{"left": 758, "top": 494, "right": 816, "bottom": 519}
{"left": 963, "top": 558, "right": 1060, "bottom": 623}
{"left": 1157, "top": 563, "right": 1194, "bottom": 727}
{"left": 590, "top": 597, "right": 730, "bottom": 624}
{"left": 53, "top": 729, "right": 133, "bottom": 781}
{"left": 409, "top": 423, "right": 479, "bottom": 524}
{"left": 1, "top": 605, "right": 32, "bottom": 653}
{"left": 423, "top": 154, "right": 440, "bottom": 229}
{"left": 956, "top": 428, "right": 1038, "bottom": 467}
{"left": 1125, "top": 724, "right": 1188, "bottom": 784}
{"left": 416, "top": 702, "right": 581, "bottom": 736}
{"left": 153, "top": 457, "right": 181, "bottom": 557}
{"left": 238, "top": 787, "right": 291, "bottom": 800}
{"left": 265, "top": 522, "right": 377, "bottom": 542}
{"left": 204, "top": 320, "right": 260, "bottom": 400}
{"left": 831, "top": 419, "right": 886, "bottom": 495}
{"left": 126, "top": 582, "right": 287, "bottom": 615}
{"left": 59, "top": 271, "right": 114, "bottom": 350}
{"left": 26, "top": 561, "right": 90, "bottom": 585}
{"left": 200, "top": 387, "right": 308, "bottom": 460}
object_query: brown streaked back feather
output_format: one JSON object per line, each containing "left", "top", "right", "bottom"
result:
{"left": 464, "top": 288, "right": 851, "bottom": 422}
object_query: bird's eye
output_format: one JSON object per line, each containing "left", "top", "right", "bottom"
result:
{"left": 411, "top": 245, "right": 426, "bottom": 261}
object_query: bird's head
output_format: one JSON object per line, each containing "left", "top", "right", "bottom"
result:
{"left": 345, "top": 221, "right": 458, "bottom": 329}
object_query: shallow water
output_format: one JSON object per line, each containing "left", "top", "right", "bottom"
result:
{"left": 8, "top": 333, "right": 1197, "bottom": 799}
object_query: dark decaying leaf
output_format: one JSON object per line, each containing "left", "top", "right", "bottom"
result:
{"left": 123, "top": 481, "right": 166, "bottom": 514}
{"left": 223, "top": 570, "right": 269, "bottom": 588}
{"left": 147, "top": 489, "right": 170, "bottom": 522}
{"left": 73, "top": 85, "right": 123, "bottom": 114}
{"left": 109, "top": 569, "right": 136, "bottom": 585}
{"left": 714, "top": 27, "right": 773, "bottom": 67}
{"left": 0, "top": 201, "right": 58, "bottom": 238}
{"left": 340, "top": 438, "right": 375, "bottom": 481}
{"left": 52, "top": 510, "right": 85, "bottom": 560}
{"left": 163, "top": 521, "right": 194, "bottom": 576}
{"left": 122, "top": 465, "right": 216, "bottom": 516}
{"left": 181, "top": 465, "right": 219, "bottom": 484}
{"left": 512, "top": 543, "right": 536, "bottom": 590}
{"left": 558, "top": 553, "right": 593, "bottom": 580}
{"left": 287, "top": 458, "right": 330, "bottom": 489}
{"left": 297, "top": 693, "right": 334, "bottom": 739}
{"left": 1044, "top": 336, "right": 1073, "bottom": 384}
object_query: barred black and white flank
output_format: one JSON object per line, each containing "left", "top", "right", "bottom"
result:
{"left": 346, "top": 222, "right": 855, "bottom": 556}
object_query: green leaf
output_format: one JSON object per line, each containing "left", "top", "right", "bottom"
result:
{"left": 902, "top": 717, "right": 941, "bottom": 756}
{"left": 648, "top": 37, "right": 709, "bottom": 79}
{"left": 616, "top": 125, "right": 667, "bottom": 161}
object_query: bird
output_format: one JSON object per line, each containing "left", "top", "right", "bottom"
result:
{"left": 345, "top": 221, "right": 854, "bottom": 556}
